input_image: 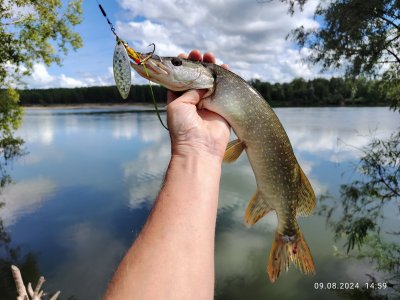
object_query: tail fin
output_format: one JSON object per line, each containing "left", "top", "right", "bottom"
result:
{"left": 267, "top": 229, "right": 315, "bottom": 283}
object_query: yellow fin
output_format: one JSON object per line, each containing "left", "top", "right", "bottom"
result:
{"left": 223, "top": 139, "right": 245, "bottom": 163}
{"left": 245, "top": 191, "right": 272, "bottom": 226}
{"left": 267, "top": 229, "right": 315, "bottom": 283}
{"left": 295, "top": 166, "right": 316, "bottom": 217}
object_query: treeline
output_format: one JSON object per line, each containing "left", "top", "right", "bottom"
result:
{"left": 18, "top": 85, "right": 167, "bottom": 106}
{"left": 18, "top": 77, "right": 392, "bottom": 107}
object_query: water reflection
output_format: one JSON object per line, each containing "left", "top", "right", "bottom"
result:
{"left": 48, "top": 222, "right": 126, "bottom": 299}
{"left": 278, "top": 107, "right": 396, "bottom": 162}
{"left": 0, "top": 178, "right": 56, "bottom": 226}
{"left": 2, "top": 106, "right": 397, "bottom": 299}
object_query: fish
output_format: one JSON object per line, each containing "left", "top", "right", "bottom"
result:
{"left": 131, "top": 55, "right": 316, "bottom": 282}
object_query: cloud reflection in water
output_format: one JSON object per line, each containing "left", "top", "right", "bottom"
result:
{"left": 0, "top": 178, "right": 56, "bottom": 226}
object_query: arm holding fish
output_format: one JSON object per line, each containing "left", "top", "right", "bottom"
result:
{"left": 104, "top": 51, "right": 230, "bottom": 300}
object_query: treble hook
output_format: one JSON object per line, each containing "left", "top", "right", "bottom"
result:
{"left": 139, "top": 43, "right": 156, "bottom": 64}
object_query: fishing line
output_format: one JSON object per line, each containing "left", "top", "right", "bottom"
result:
{"left": 96, "top": 0, "right": 118, "bottom": 39}
{"left": 96, "top": 0, "right": 168, "bottom": 130}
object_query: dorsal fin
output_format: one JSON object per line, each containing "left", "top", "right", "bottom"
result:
{"left": 295, "top": 166, "right": 316, "bottom": 217}
{"left": 245, "top": 190, "right": 273, "bottom": 226}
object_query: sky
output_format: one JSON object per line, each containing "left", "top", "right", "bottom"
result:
{"left": 22, "top": 0, "right": 340, "bottom": 89}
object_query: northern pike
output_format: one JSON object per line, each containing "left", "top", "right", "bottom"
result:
{"left": 131, "top": 55, "right": 316, "bottom": 282}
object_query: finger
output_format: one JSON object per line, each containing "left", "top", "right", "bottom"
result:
{"left": 178, "top": 53, "right": 188, "bottom": 59}
{"left": 188, "top": 49, "right": 202, "bottom": 61}
{"left": 203, "top": 52, "right": 216, "bottom": 64}
{"left": 167, "top": 90, "right": 184, "bottom": 105}
{"left": 221, "top": 63, "right": 230, "bottom": 70}
{"left": 171, "top": 89, "right": 207, "bottom": 106}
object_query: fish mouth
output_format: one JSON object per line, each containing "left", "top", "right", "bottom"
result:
{"left": 145, "top": 58, "right": 169, "bottom": 75}
{"left": 131, "top": 53, "right": 169, "bottom": 77}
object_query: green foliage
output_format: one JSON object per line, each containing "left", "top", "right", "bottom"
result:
{"left": 321, "top": 131, "right": 400, "bottom": 250}
{"left": 0, "top": 88, "right": 24, "bottom": 181}
{"left": 0, "top": 5, "right": 83, "bottom": 295}
{"left": 0, "top": 0, "right": 83, "bottom": 85}
{"left": 381, "top": 71, "right": 400, "bottom": 111}
{"left": 358, "top": 235, "right": 400, "bottom": 274}
{"left": 15, "top": 76, "right": 395, "bottom": 107}
{"left": 0, "top": 0, "right": 83, "bottom": 184}
{"left": 17, "top": 85, "right": 169, "bottom": 105}
{"left": 290, "top": 0, "right": 400, "bottom": 77}
{"left": 320, "top": 130, "right": 400, "bottom": 295}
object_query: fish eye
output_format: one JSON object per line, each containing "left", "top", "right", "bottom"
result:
{"left": 171, "top": 57, "right": 182, "bottom": 66}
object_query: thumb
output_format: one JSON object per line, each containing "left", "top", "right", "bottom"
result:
{"left": 172, "top": 89, "right": 207, "bottom": 106}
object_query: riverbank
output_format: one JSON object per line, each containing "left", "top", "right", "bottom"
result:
{"left": 22, "top": 103, "right": 167, "bottom": 111}
{"left": 22, "top": 103, "right": 391, "bottom": 110}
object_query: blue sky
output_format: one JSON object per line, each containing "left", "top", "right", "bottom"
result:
{"left": 22, "top": 0, "right": 339, "bottom": 89}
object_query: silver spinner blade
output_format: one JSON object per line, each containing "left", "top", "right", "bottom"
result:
{"left": 113, "top": 42, "right": 131, "bottom": 99}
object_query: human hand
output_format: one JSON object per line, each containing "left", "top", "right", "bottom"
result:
{"left": 167, "top": 50, "right": 231, "bottom": 163}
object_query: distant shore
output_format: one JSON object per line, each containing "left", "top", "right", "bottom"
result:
{"left": 22, "top": 103, "right": 167, "bottom": 111}
{"left": 22, "top": 103, "right": 391, "bottom": 110}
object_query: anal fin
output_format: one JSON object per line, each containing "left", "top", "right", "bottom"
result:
{"left": 245, "top": 190, "right": 273, "bottom": 226}
{"left": 223, "top": 139, "right": 245, "bottom": 163}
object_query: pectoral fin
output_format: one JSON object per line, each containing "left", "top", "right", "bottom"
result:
{"left": 223, "top": 139, "right": 245, "bottom": 163}
{"left": 245, "top": 190, "right": 273, "bottom": 226}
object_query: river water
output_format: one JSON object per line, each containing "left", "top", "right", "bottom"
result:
{"left": 0, "top": 106, "right": 398, "bottom": 299}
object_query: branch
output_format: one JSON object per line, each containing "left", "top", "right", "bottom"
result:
{"left": 378, "top": 15, "right": 400, "bottom": 31}
{"left": 11, "top": 265, "right": 28, "bottom": 300}
{"left": 385, "top": 48, "right": 400, "bottom": 64}
{"left": 11, "top": 265, "right": 61, "bottom": 300}
{"left": 384, "top": 33, "right": 400, "bottom": 49}
{"left": 377, "top": 165, "right": 400, "bottom": 198}
{"left": 0, "top": 16, "right": 30, "bottom": 26}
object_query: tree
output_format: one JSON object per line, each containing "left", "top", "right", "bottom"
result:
{"left": 289, "top": 0, "right": 400, "bottom": 110}
{"left": 0, "top": 0, "right": 83, "bottom": 84}
{"left": 0, "top": 0, "right": 83, "bottom": 180}
{"left": 290, "top": 0, "right": 399, "bottom": 75}
{"left": 320, "top": 131, "right": 400, "bottom": 297}
{"left": 282, "top": 0, "right": 400, "bottom": 297}
{"left": 0, "top": 88, "right": 24, "bottom": 188}
{"left": 0, "top": 2, "right": 83, "bottom": 296}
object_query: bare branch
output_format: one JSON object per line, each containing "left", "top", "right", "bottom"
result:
{"left": 11, "top": 265, "right": 28, "bottom": 299}
{"left": 386, "top": 48, "right": 400, "bottom": 64}
{"left": 10, "top": 265, "right": 60, "bottom": 300}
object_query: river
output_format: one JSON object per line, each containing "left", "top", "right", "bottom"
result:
{"left": 0, "top": 106, "right": 398, "bottom": 299}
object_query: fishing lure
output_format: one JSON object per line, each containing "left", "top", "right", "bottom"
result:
{"left": 113, "top": 41, "right": 131, "bottom": 99}
{"left": 97, "top": 1, "right": 168, "bottom": 130}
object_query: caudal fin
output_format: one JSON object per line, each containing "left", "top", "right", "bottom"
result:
{"left": 267, "top": 230, "right": 315, "bottom": 283}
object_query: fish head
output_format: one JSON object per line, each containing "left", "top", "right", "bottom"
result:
{"left": 131, "top": 55, "right": 215, "bottom": 96}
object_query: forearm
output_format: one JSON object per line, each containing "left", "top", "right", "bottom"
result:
{"left": 104, "top": 153, "right": 222, "bottom": 300}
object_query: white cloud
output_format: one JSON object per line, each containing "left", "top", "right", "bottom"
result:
{"left": 31, "top": 63, "right": 54, "bottom": 84}
{"left": 18, "top": 113, "right": 55, "bottom": 145}
{"left": 116, "top": 0, "right": 329, "bottom": 82}
{"left": 123, "top": 137, "right": 170, "bottom": 209}
{"left": 21, "top": 63, "right": 115, "bottom": 89}
{"left": 276, "top": 107, "right": 399, "bottom": 163}
{"left": 59, "top": 74, "right": 84, "bottom": 88}
{"left": 0, "top": 178, "right": 57, "bottom": 226}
